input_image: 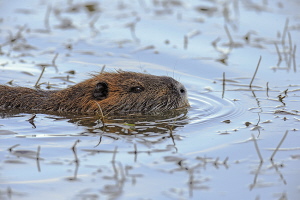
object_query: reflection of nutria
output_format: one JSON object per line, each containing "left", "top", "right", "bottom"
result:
{"left": 0, "top": 71, "right": 189, "bottom": 114}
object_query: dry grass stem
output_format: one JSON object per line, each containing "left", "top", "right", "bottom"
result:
{"left": 184, "top": 35, "right": 188, "bottom": 49}
{"left": 71, "top": 140, "right": 80, "bottom": 164}
{"left": 281, "top": 18, "right": 289, "bottom": 65}
{"left": 224, "top": 25, "right": 233, "bottom": 46}
{"left": 256, "top": 113, "right": 260, "bottom": 126}
{"left": 266, "top": 82, "right": 269, "bottom": 97}
{"left": 8, "top": 144, "right": 20, "bottom": 152}
{"left": 252, "top": 134, "right": 263, "bottom": 163}
{"left": 222, "top": 72, "right": 225, "bottom": 98}
{"left": 36, "top": 146, "right": 41, "bottom": 160}
{"left": 35, "top": 66, "right": 46, "bottom": 87}
{"left": 274, "top": 43, "right": 282, "bottom": 66}
{"left": 95, "top": 100, "right": 105, "bottom": 126}
{"left": 28, "top": 114, "right": 36, "bottom": 122}
{"left": 249, "top": 56, "right": 262, "bottom": 88}
{"left": 287, "top": 48, "right": 292, "bottom": 69}
{"left": 281, "top": 18, "right": 289, "bottom": 46}
{"left": 112, "top": 146, "right": 118, "bottom": 162}
{"left": 100, "top": 65, "right": 106, "bottom": 73}
{"left": 52, "top": 53, "right": 59, "bottom": 66}
{"left": 36, "top": 145, "right": 41, "bottom": 172}
{"left": 270, "top": 130, "right": 288, "bottom": 161}
{"left": 44, "top": 5, "right": 52, "bottom": 31}
{"left": 293, "top": 45, "right": 297, "bottom": 72}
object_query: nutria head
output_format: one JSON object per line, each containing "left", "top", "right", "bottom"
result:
{"left": 52, "top": 71, "right": 189, "bottom": 114}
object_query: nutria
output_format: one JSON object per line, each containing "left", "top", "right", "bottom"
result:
{"left": 0, "top": 71, "right": 189, "bottom": 114}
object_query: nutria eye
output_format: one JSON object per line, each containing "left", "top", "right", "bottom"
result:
{"left": 130, "top": 86, "right": 144, "bottom": 93}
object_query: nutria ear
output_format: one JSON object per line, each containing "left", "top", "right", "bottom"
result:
{"left": 93, "top": 82, "right": 108, "bottom": 100}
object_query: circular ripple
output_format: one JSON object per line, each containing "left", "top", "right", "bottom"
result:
{"left": 188, "top": 90, "right": 245, "bottom": 124}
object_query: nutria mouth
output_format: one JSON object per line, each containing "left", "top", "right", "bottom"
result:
{"left": 0, "top": 71, "right": 190, "bottom": 114}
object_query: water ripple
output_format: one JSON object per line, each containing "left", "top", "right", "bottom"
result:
{"left": 188, "top": 90, "right": 245, "bottom": 124}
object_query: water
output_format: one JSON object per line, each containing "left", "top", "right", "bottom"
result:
{"left": 1, "top": 0, "right": 300, "bottom": 199}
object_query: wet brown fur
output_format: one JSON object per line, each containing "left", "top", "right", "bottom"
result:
{"left": 0, "top": 71, "right": 189, "bottom": 114}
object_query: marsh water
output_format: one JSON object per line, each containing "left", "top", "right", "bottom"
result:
{"left": 0, "top": 0, "right": 300, "bottom": 199}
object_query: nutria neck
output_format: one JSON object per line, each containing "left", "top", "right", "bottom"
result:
{"left": 45, "top": 82, "right": 95, "bottom": 112}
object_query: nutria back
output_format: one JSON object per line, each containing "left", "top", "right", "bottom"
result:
{"left": 0, "top": 71, "right": 189, "bottom": 114}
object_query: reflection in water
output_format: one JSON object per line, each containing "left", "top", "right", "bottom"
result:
{"left": 0, "top": 107, "right": 188, "bottom": 133}
{"left": 69, "top": 108, "right": 189, "bottom": 135}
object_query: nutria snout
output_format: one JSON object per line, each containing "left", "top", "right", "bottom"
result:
{"left": 0, "top": 71, "right": 190, "bottom": 114}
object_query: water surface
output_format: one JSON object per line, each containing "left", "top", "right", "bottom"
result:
{"left": 0, "top": 0, "right": 300, "bottom": 199}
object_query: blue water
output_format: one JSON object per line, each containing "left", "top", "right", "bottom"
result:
{"left": 0, "top": 0, "right": 300, "bottom": 199}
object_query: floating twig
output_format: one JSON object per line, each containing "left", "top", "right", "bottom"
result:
{"left": 249, "top": 56, "right": 262, "bottom": 88}
{"left": 270, "top": 130, "right": 288, "bottom": 161}
{"left": 251, "top": 134, "right": 263, "bottom": 163}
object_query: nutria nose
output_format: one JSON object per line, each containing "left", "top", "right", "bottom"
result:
{"left": 177, "top": 83, "right": 187, "bottom": 97}
{"left": 179, "top": 87, "right": 186, "bottom": 94}
{"left": 177, "top": 83, "right": 187, "bottom": 96}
